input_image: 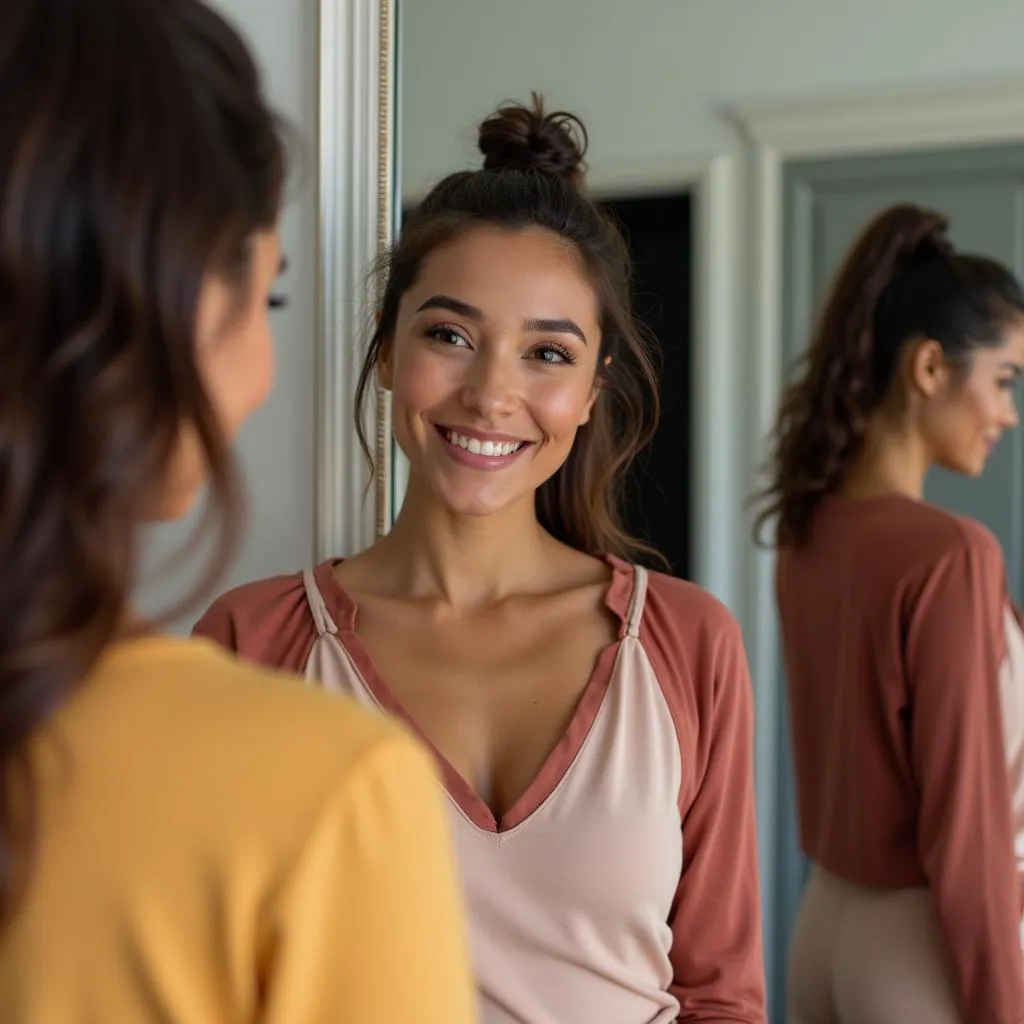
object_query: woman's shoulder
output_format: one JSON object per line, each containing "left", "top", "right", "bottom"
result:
{"left": 192, "top": 563, "right": 330, "bottom": 672}
{"left": 639, "top": 564, "right": 742, "bottom": 644}
{"left": 75, "top": 636, "right": 435, "bottom": 890}
{"left": 819, "top": 493, "right": 1002, "bottom": 562}
{"left": 877, "top": 500, "right": 1006, "bottom": 593}
{"left": 899, "top": 497, "right": 1000, "bottom": 554}
{"left": 625, "top": 563, "right": 748, "bottom": 705}
{"left": 152, "top": 635, "right": 397, "bottom": 748}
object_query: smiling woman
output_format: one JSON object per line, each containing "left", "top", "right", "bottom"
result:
{"left": 196, "top": 94, "right": 767, "bottom": 1024}
{"left": 377, "top": 224, "right": 607, "bottom": 521}
{"left": 355, "top": 97, "right": 660, "bottom": 558}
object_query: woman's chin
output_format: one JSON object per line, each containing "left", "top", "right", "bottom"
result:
{"left": 936, "top": 452, "right": 985, "bottom": 479}
{"left": 420, "top": 478, "right": 529, "bottom": 522}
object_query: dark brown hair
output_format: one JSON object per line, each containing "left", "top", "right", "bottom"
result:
{"left": 0, "top": 0, "right": 286, "bottom": 924}
{"left": 355, "top": 93, "right": 661, "bottom": 561}
{"left": 754, "top": 202, "right": 1024, "bottom": 548}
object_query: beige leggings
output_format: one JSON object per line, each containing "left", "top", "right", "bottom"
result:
{"left": 787, "top": 865, "right": 961, "bottom": 1024}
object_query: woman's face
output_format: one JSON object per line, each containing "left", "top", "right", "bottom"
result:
{"left": 159, "top": 228, "right": 282, "bottom": 519}
{"left": 381, "top": 225, "right": 602, "bottom": 520}
{"left": 918, "top": 323, "right": 1024, "bottom": 476}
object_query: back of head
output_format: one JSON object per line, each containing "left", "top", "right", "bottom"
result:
{"left": 754, "top": 202, "right": 1024, "bottom": 547}
{"left": 0, "top": 0, "right": 286, "bottom": 922}
{"left": 357, "top": 93, "right": 661, "bottom": 561}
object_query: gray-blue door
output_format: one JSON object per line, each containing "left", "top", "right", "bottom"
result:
{"left": 772, "top": 142, "right": 1024, "bottom": 1022}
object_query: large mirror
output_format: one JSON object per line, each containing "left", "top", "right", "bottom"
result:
{"left": 321, "top": 4, "right": 1024, "bottom": 1019}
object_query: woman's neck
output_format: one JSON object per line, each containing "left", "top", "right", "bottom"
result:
{"left": 839, "top": 417, "right": 931, "bottom": 501}
{"left": 370, "top": 484, "right": 563, "bottom": 610}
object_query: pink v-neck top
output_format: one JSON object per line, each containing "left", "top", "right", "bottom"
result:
{"left": 194, "top": 556, "right": 766, "bottom": 1023}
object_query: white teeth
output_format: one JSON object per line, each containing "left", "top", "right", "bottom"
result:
{"left": 445, "top": 430, "right": 524, "bottom": 458}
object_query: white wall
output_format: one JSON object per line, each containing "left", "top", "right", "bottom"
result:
{"left": 401, "top": 0, "right": 1024, "bottom": 196}
{"left": 137, "top": 0, "right": 319, "bottom": 629}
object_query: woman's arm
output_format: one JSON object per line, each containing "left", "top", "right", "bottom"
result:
{"left": 906, "top": 528, "right": 1024, "bottom": 1024}
{"left": 667, "top": 609, "right": 766, "bottom": 1024}
{"left": 644, "top": 578, "right": 767, "bottom": 1024}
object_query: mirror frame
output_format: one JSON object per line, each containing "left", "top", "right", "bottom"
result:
{"left": 315, "top": 0, "right": 396, "bottom": 562}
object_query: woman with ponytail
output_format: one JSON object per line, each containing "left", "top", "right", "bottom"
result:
{"left": 756, "top": 203, "right": 1024, "bottom": 1023}
{"left": 196, "top": 94, "right": 767, "bottom": 1023}
{"left": 0, "top": 1, "right": 476, "bottom": 1020}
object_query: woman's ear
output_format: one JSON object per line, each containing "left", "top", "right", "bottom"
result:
{"left": 908, "top": 337, "right": 951, "bottom": 399}
{"left": 377, "top": 339, "right": 394, "bottom": 392}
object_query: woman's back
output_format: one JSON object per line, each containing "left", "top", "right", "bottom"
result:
{"left": 778, "top": 493, "right": 1024, "bottom": 1019}
{"left": 0, "top": 635, "right": 475, "bottom": 1022}
{"left": 778, "top": 494, "right": 1009, "bottom": 882}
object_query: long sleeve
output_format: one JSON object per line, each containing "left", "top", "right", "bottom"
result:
{"left": 906, "top": 532, "right": 1024, "bottom": 1024}
{"left": 666, "top": 611, "right": 767, "bottom": 1023}
{"left": 260, "top": 733, "right": 478, "bottom": 1024}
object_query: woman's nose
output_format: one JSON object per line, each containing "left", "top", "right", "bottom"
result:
{"left": 459, "top": 350, "right": 519, "bottom": 420}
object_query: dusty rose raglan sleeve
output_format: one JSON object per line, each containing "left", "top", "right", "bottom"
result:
{"left": 644, "top": 579, "right": 766, "bottom": 1024}
{"left": 191, "top": 573, "right": 319, "bottom": 675}
{"left": 905, "top": 527, "right": 1024, "bottom": 1024}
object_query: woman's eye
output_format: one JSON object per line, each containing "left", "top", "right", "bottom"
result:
{"left": 533, "top": 344, "right": 574, "bottom": 365}
{"left": 426, "top": 326, "right": 470, "bottom": 348}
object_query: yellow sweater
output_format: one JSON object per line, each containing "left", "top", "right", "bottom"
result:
{"left": 0, "top": 636, "right": 477, "bottom": 1023}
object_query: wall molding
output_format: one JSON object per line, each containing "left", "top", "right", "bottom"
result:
{"left": 728, "top": 75, "right": 1024, "bottom": 1001}
{"left": 315, "top": 0, "right": 394, "bottom": 562}
{"left": 732, "top": 77, "right": 1024, "bottom": 158}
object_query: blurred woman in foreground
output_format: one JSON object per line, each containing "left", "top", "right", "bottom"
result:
{"left": 0, "top": 1, "right": 476, "bottom": 1021}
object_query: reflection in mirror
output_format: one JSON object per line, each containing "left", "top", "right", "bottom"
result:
{"left": 382, "top": 3, "right": 1024, "bottom": 1021}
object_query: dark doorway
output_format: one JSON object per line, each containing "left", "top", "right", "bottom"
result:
{"left": 601, "top": 192, "right": 693, "bottom": 579}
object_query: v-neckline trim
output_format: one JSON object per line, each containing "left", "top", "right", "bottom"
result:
{"left": 311, "top": 555, "right": 640, "bottom": 834}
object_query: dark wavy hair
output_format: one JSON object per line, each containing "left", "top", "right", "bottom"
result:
{"left": 754, "top": 202, "right": 1024, "bottom": 548}
{"left": 0, "top": 0, "right": 287, "bottom": 925}
{"left": 355, "top": 93, "right": 662, "bottom": 562}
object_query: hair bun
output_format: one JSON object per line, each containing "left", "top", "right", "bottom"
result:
{"left": 478, "top": 92, "right": 588, "bottom": 189}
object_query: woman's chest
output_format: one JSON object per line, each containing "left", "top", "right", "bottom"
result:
{"left": 355, "top": 601, "right": 617, "bottom": 822}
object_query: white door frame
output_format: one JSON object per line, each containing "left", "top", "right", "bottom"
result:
{"left": 729, "top": 76, "right": 1024, "bottom": 960}
{"left": 588, "top": 154, "right": 742, "bottom": 609}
